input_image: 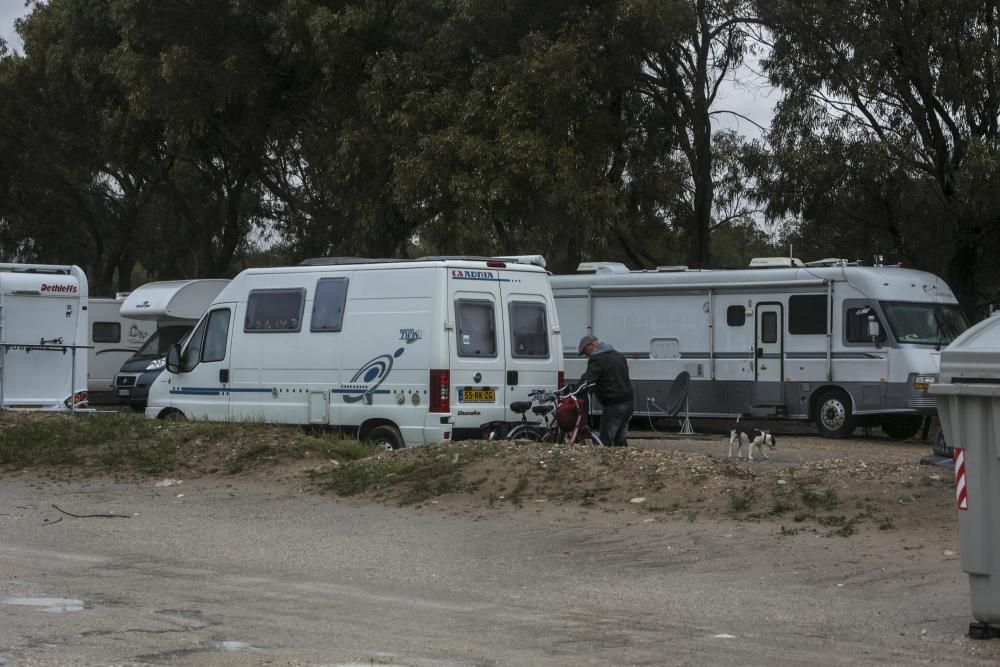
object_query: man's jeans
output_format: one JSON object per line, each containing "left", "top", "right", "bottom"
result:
{"left": 600, "top": 401, "right": 634, "bottom": 446}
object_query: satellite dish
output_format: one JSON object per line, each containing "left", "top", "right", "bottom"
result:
{"left": 661, "top": 371, "right": 690, "bottom": 416}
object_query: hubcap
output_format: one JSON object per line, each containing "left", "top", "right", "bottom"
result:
{"left": 373, "top": 439, "right": 394, "bottom": 451}
{"left": 821, "top": 398, "right": 846, "bottom": 430}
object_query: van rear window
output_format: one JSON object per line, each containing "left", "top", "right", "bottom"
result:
{"left": 456, "top": 300, "right": 497, "bottom": 357}
{"left": 245, "top": 289, "right": 305, "bottom": 332}
{"left": 509, "top": 302, "right": 548, "bottom": 358}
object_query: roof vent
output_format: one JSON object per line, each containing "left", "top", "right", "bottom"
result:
{"left": 576, "top": 261, "right": 630, "bottom": 274}
{"left": 749, "top": 257, "right": 804, "bottom": 269}
{"left": 804, "top": 258, "right": 849, "bottom": 267}
{"left": 655, "top": 265, "right": 689, "bottom": 272}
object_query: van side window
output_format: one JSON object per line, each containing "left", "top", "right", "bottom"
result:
{"left": 509, "top": 302, "right": 548, "bottom": 358}
{"left": 245, "top": 288, "right": 305, "bottom": 332}
{"left": 726, "top": 306, "right": 745, "bottom": 327}
{"left": 846, "top": 306, "right": 887, "bottom": 344}
{"left": 202, "top": 309, "right": 231, "bottom": 362}
{"left": 311, "top": 278, "right": 348, "bottom": 332}
{"left": 455, "top": 300, "right": 497, "bottom": 357}
{"left": 788, "top": 295, "right": 827, "bottom": 335}
{"left": 181, "top": 317, "right": 209, "bottom": 372}
{"left": 92, "top": 322, "right": 121, "bottom": 343}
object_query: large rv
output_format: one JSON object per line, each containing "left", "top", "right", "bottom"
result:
{"left": 114, "top": 279, "right": 231, "bottom": 410}
{"left": 145, "top": 257, "right": 563, "bottom": 449}
{"left": 87, "top": 295, "right": 157, "bottom": 396}
{"left": 550, "top": 258, "right": 968, "bottom": 438}
{"left": 0, "top": 263, "right": 89, "bottom": 410}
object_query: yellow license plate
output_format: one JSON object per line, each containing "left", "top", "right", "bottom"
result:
{"left": 461, "top": 388, "right": 495, "bottom": 403}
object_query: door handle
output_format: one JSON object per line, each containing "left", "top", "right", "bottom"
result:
{"left": 219, "top": 369, "right": 229, "bottom": 383}
{"left": 507, "top": 370, "right": 519, "bottom": 386}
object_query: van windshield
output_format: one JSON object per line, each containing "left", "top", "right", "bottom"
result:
{"left": 135, "top": 325, "right": 192, "bottom": 357}
{"left": 880, "top": 302, "right": 969, "bottom": 346}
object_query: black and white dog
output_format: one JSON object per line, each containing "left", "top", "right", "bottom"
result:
{"left": 728, "top": 417, "right": 777, "bottom": 461}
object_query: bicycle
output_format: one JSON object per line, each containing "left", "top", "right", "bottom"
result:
{"left": 504, "top": 382, "right": 604, "bottom": 445}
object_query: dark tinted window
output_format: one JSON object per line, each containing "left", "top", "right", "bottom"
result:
{"left": 311, "top": 278, "right": 349, "bottom": 332}
{"left": 202, "top": 310, "right": 231, "bottom": 362}
{"left": 181, "top": 317, "right": 208, "bottom": 371}
{"left": 92, "top": 322, "right": 121, "bottom": 343}
{"left": 137, "top": 325, "right": 190, "bottom": 356}
{"left": 726, "top": 305, "right": 745, "bottom": 327}
{"left": 788, "top": 295, "right": 827, "bottom": 335}
{"left": 456, "top": 300, "right": 496, "bottom": 357}
{"left": 845, "top": 306, "right": 887, "bottom": 344}
{"left": 761, "top": 311, "right": 778, "bottom": 343}
{"left": 509, "top": 302, "right": 548, "bottom": 358}
{"left": 245, "top": 289, "right": 305, "bottom": 332}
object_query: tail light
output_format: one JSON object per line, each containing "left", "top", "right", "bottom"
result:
{"left": 486, "top": 260, "right": 507, "bottom": 268}
{"left": 66, "top": 391, "right": 88, "bottom": 409}
{"left": 557, "top": 371, "right": 565, "bottom": 389}
{"left": 429, "top": 369, "right": 450, "bottom": 413}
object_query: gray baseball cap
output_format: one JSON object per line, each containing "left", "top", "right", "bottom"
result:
{"left": 578, "top": 335, "right": 598, "bottom": 354}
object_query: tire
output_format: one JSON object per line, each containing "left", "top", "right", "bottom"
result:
{"left": 160, "top": 409, "right": 187, "bottom": 422}
{"left": 814, "top": 389, "right": 856, "bottom": 439}
{"left": 933, "top": 430, "right": 954, "bottom": 458}
{"left": 365, "top": 425, "right": 404, "bottom": 451}
{"left": 507, "top": 424, "right": 546, "bottom": 442}
{"left": 880, "top": 415, "right": 923, "bottom": 441}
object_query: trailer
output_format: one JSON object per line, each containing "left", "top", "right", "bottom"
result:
{"left": 87, "top": 294, "right": 157, "bottom": 396}
{"left": 113, "top": 279, "right": 231, "bottom": 410}
{"left": 550, "top": 258, "right": 968, "bottom": 438}
{"left": 0, "top": 263, "right": 89, "bottom": 410}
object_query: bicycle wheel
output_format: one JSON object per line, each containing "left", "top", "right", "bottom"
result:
{"left": 507, "top": 424, "right": 546, "bottom": 442}
{"left": 587, "top": 429, "right": 604, "bottom": 447}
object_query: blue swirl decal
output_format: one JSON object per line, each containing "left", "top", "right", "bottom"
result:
{"left": 341, "top": 347, "right": 406, "bottom": 404}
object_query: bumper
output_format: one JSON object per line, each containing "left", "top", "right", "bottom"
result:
{"left": 114, "top": 370, "right": 163, "bottom": 406}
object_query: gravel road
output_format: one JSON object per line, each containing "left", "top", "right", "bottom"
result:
{"left": 2, "top": 471, "right": 998, "bottom": 666}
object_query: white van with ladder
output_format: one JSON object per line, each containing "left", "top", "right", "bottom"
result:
{"left": 87, "top": 294, "right": 157, "bottom": 396}
{"left": 144, "top": 257, "right": 562, "bottom": 448}
{"left": 551, "top": 258, "right": 967, "bottom": 439}
{"left": 0, "top": 263, "right": 89, "bottom": 410}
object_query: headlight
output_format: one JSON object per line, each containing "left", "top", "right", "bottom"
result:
{"left": 146, "top": 358, "right": 166, "bottom": 371}
{"left": 913, "top": 374, "right": 937, "bottom": 389}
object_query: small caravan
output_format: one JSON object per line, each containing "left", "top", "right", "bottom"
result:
{"left": 114, "top": 279, "right": 231, "bottom": 409}
{"left": 87, "top": 294, "right": 157, "bottom": 396}
{"left": 551, "top": 258, "right": 967, "bottom": 438}
{"left": 0, "top": 263, "right": 89, "bottom": 410}
{"left": 144, "top": 257, "right": 563, "bottom": 448}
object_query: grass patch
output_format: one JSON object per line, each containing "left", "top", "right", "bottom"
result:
{"left": 728, "top": 489, "right": 754, "bottom": 514}
{"left": 799, "top": 485, "right": 839, "bottom": 511}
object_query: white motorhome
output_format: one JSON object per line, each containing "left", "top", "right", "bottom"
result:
{"left": 113, "top": 279, "right": 231, "bottom": 410}
{"left": 551, "top": 258, "right": 968, "bottom": 438}
{"left": 87, "top": 294, "right": 157, "bottom": 396}
{"left": 144, "top": 257, "right": 563, "bottom": 448}
{"left": 0, "top": 263, "right": 89, "bottom": 410}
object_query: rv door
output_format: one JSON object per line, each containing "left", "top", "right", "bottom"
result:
{"left": 448, "top": 271, "right": 507, "bottom": 434}
{"left": 166, "top": 307, "right": 234, "bottom": 420}
{"left": 753, "top": 303, "right": 784, "bottom": 406}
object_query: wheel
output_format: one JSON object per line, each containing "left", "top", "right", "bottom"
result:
{"left": 588, "top": 430, "right": 604, "bottom": 447}
{"left": 160, "top": 409, "right": 187, "bottom": 422}
{"left": 507, "top": 424, "right": 545, "bottom": 442}
{"left": 881, "top": 415, "right": 923, "bottom": 441}
{"left": 933, "top": 430, "right": 954, "bottom": 458}
{"left": 365, "top": 425, "right": 404, "bottom": 450}
{"left": 814, "top": 390, "right": 856, "bottom": 439}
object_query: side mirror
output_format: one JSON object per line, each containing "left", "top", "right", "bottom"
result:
{"left": 867, "top": 316, "right": 881, "bottom": 341}
{"left": 165, "top": 344, "right": 182, "bottom": 374}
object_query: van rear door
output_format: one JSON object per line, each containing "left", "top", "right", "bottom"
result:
{"left": 448, "top": 268, "right": 507, "bottom": 435}
{"left": 500, "top": 273, "right": 560, "bottom": 419}
{"left": 3, "top": 294, "right": 82, "bottom": 407}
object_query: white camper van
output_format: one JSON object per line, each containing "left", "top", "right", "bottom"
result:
{"left": 114, "top": 279, "right": 231, "bottom": 410}
{"left": 144, "top": 257, "right": 563, "bottom": 448}
{"left": 87, "top": 294, "right": 157, "bottom": 396}
{"left": 0, "top": 263, "right": 89, "bottom": 410}
{"left": 551, "top": 258, "right": 968, "bottom": 438}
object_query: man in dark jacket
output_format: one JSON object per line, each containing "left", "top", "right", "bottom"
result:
{"left": 578, "top": 335, "right": 634, "bottom": 447}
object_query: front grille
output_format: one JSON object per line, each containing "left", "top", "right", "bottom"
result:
{"left": 908, "top": 397, "right": 936, "bottom": 409}
{"left": 116, "top": 376, "right": 137, "bottom": 387}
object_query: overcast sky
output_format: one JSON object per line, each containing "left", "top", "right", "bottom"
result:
{"left": 0, "top": 2, "right": 775, "bottom": 138}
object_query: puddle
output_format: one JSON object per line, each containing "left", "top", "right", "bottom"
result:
{"left": 0, "top": 597, "right": 85, "bottom": 613}
{"left": 219, "top": 641, "right": 252, "bottom": 652}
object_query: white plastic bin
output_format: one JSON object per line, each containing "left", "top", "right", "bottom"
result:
{"left": 930, "top": 313, "right": 1000, "bottom": 638}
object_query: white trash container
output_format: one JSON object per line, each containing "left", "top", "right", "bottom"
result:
{"left": 930, "top": 313, "right": 1000, "bottom": 638}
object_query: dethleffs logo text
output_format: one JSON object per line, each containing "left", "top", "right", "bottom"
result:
{"left": 451, "top": 269, "right": 496, "bottom": 280}
{"left": 40, "top": 283, "right": 77, "bottom": 293}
